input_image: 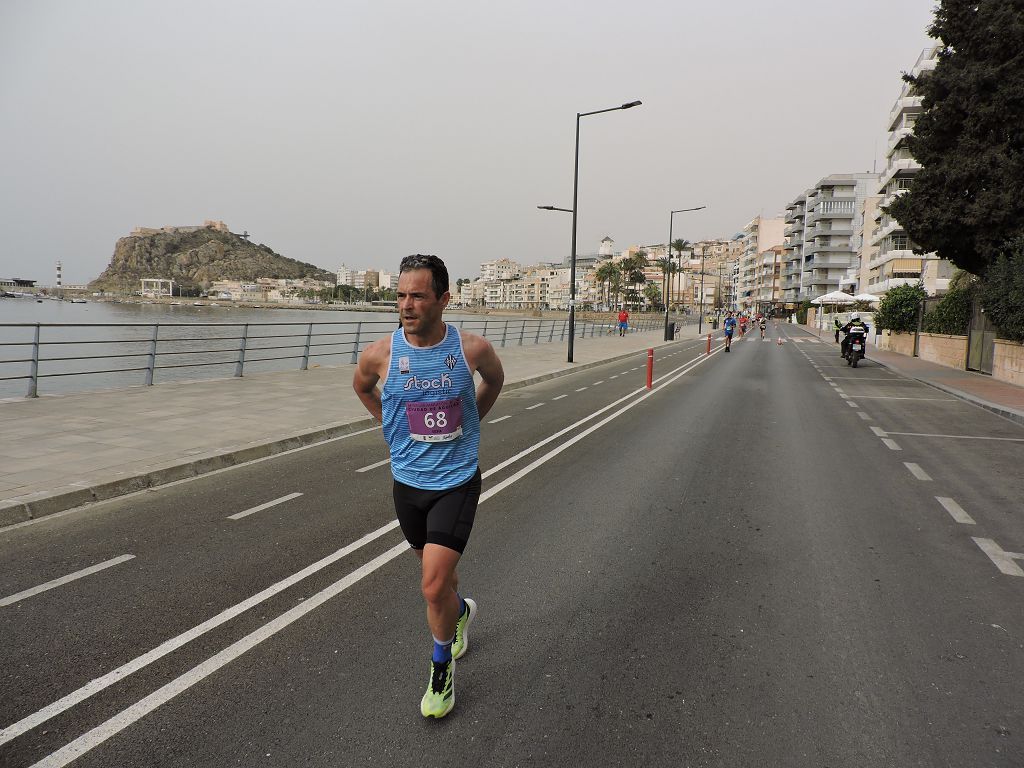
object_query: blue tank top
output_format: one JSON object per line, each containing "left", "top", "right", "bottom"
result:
{"left": 382, "top": 323, "right": 480, "bottom": 490}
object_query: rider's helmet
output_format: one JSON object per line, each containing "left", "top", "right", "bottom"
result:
{"left": 851, "top": 312, "right": 861, "bottom": 320}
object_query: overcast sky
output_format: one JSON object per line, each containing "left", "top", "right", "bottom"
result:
{"left": 1, "top": 1, "right": 936, "bottom": 285}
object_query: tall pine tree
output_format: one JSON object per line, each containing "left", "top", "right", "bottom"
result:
{"left": 886, "top": 1, "right": 1024, "bottom": 277}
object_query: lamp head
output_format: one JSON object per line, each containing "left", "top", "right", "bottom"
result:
{"left": 620, "top": 100, "right": 642, "bottom": 109}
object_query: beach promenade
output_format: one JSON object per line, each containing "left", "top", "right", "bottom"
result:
{"left": 2, "top": 321, "right": 1022, "bottom": 527}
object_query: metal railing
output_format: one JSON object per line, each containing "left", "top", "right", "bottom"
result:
{"left": 0, "top": 315, "right": 658, "bottom": 398}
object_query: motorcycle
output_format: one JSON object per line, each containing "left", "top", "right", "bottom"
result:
{"left": 844, "top": 327, "right": 867, "bottom": 368}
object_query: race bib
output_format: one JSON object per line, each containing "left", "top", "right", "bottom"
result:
{"left": 406, "top": 398, "right": 463, "bottom": 443}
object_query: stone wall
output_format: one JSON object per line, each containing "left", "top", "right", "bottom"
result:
{"left": 993, "top": 340, "right": 1024, "bottom": 387}
{"left": 918, "top": 333, "right": 967, "bottom": 370}
{"left": 875, "top": 330, "right": 915, "bottom": 356}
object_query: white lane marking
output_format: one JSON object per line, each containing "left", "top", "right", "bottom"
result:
{"left": 870, "top": 427, "right": 888, "bottom": 437}
{"left": 0, "top": 426, "right": 383, "bottom": 535}
{"left": 904, "top": 462, "right": 932, "bottom": 481}
{"left": 883, "top": 432, "right": 1024, "bottom": 442}
{"left": 355, "top": 459, "right": 391, "bottom": 473}
{"left": 610, "top": 375, "right": 619, "bottom": 379}
{"left": 972, "top": 538, "right": 1024, "bottom": 577}
{"left": 822, "top": 376, "right": 832, "bottom": 381}
{"left": 593, "top": 380, "right": 604, "bottom": 385}
{"left": 0, "top": 522, "right": 400, "bottom": 746}
{"left": 839, "top": 394, "right": 850, "bottom": 400}
{"left": 552, "top": 395, "right": 568, "bottom": 401}
{"left": 881, "top": 439, "right": 902, "bottom": 451}
{"left": 829, "top": 383, "right": 839, "bottom": 388}
{"left": 936, "top": 497, "right": 976, "bottom": 525}
{"left": 575, "top": 387, "right": 588, "bottom": 392}
{"left": 826, "top": 376, "right": 903, "bottom": 381}
{"left": 28, "top": 541, "right": 411, "bottom": 768}
{"left": 488, "top": 415, "right": 512, "bottom": 423}
{"left": 843, "top": 396, "right": 956, "bottom": 401}
{"left": 227, "top": 492, "right": 303, "bottom": 520}
{"left": 0, "top": 555, "right": 135, "bottom": 608}
{"left": 847, "top": 401, "right": 860, "bottom": 408}
{"left": 857, "top": 412, "right": 872, "bottom": 421}
{"left": 621, "top": 371, "right": 630, "bottom": 375}
{"left": 482, "top": 347, "right": 720, "bottom": 502}
{"left": 525, "top": 403, "right": 545, "bottom": 410}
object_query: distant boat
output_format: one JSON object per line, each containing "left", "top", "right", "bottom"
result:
{"left": 70, "top": 298, "right": 87, "bottom": 304}
{"left": 193, "top": 302, "right": 204, "bottom": 306}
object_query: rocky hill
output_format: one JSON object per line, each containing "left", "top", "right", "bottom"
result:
{"left": 89, "top": 224, "right": 334, "bottom": 293}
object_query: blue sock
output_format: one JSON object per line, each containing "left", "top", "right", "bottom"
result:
{"left": 457, "top": 594, "right": 466, "bottom": 616}
{"left": 432, "top": 635, "right": 453, "bottom": 663}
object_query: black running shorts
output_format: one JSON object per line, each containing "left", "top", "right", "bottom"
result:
{"left": 392, "top": 467, "right": 481, "bottom": 554}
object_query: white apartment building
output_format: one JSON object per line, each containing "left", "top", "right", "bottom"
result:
{"left": 737, "top": 216, "right": 785, "bottom": 310}
{"left": 782, "top": 173, "right": 878, "bottom": 302}
{"left": 480, "top": 259, "right": 522, "bottom": 281}
{"left": 868, "top": 46, "right": 953, "bottom": 296}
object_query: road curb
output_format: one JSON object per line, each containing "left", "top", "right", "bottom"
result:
{"left": 0, "top": 337, "right": 695, "bottom": 527}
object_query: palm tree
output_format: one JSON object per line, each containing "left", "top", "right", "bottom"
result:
{"left": 654, "top": 257, "right": 678, "bottom": 311}
{"left": 620, "top": 251, "right": 648, "bottom": 311}
{"left": 644, "top": 282, "right": 663, "bottom": 311}
{"left": 671, "top": 239, "right": 690, "bottom": 311}
{"left": 595, "top": 260, "right": 620, "bottom": 310}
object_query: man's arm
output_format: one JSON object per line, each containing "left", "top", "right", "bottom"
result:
{"left": 352, "top": 338, "right": 388, "bottom": 423}
{"left": 463, "top": 334, "right": 504, "bottom": 420}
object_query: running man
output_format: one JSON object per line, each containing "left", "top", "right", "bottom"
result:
{"left": 723, "top": 312, "right": 737, "bottom": 352}
{"left": 617, "top": 308, "right": 630, "bottom": 337}
{"left": 759, "top": 315, "right": 767, "bottom": 340}
{"left": 353, "top": 254, "right": 504, "bottom": 719}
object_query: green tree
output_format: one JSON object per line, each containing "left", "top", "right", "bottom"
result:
{"left": 670, "top": 239, "right": 690, "bottom": 309}
{"left": 643, "top": 282, "right": 663, "bottom": 311}
{"left": 875, "top": 282, "right": 928, "bottom": 333}
{"left": 654, "top": 257, "right": 674, "bottom": 311}
{"left": 886, "top": 1, "right": 1024, "bottom": 277}
{"left": 979, "top": 236, "right": 1024, "bottom": 342}
{"left": 620, "top": 251, "right": 648, "bottom": 310}
{"left": 922, "top": 284, "right": 974, "bottom": 335}
{"left": 595, "top": 260, "right": 621, "bottom": 309}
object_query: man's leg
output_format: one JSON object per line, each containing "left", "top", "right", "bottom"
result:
{"left": 416, "top": 545, "right": 461, "bottom": 641}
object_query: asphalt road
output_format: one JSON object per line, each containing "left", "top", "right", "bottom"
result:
{"left": 2, "top": 324, "right": 1023, "bottom": 767}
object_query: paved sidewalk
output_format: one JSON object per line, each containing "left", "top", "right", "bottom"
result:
{"left": 796, "top": 324, "right": 1024, "bottom": 427}
{"left": 1, "top": 324, "right": 705, "bottom": 525}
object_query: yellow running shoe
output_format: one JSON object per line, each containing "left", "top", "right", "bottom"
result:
{"left": 452, "top": 598, "right": 477, "bottom": 660}
{"left": 420, "top": 658, "right": 455, "bottom": 718}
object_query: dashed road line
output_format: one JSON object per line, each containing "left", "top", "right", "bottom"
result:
{"left": 857, "top": 412, "right": 872, "bottom": 421}
{"left": 904, "top": 462, "right": 932, "bottom": 481}
{"left": 936, "top": 497, "right": 976, "bottom": 525}
{"left": 228, "top": 492, "right": 304, "bottom": 520}
{"left": 552, "top": 394, "right": 568, "bottom": 401}
{"left": 525, "top": 403, "right": 545, "bottom": 410}
{"left": 575, "top": 387, "right": 588, "bottom": 392}
{"left": 972, "top": 538, "right": 1024, "bottom": 577}
{"left": 488, "top": 415, "right": 512, "bottom": 423}
{"left": 870, "top": 427, "right": 887, "bottom": 437}
{"left": 883, "top": 432, "right": 1024, "bottom": 442}
{"left": 0, "top": 555, "right": 136, "bottom": 608}
{"left": 881, "top": 438, "right": 902, "bottom": 451}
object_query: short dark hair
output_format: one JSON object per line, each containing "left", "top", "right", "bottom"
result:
{"left": 399, "top": 254, "right": 449, "bottom": 298}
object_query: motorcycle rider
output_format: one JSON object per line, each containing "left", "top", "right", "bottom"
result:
{"left": 840, "top": 312, "right": 869, "bottom": 358}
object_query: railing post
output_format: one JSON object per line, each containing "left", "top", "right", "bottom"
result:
{"left": 351, "top": 322, "right": 363, "bottom": 364}
{"left": 27, "top": 323, "right": 40, "bottom": 398}
{"left": 302, "top": 322, "right": 313, "bottom": 370}
{"left": 548, "top": 321, "right": 555, "bottom": 342}
{"left": 518, "top": 321, "right": 525, "bottom": 346}
{"left": 235, "top": 323, "right": 249, "bottom": 377}
{"left": 482, "top": 320, "right": 488, "bottom": 340}
{"left": 559, "top": 320, "right": 566, "bottom": 341}
{"left": 501, "top": 319, "right": 509, "bottom": 347}
{"left": 145, "top": 323, "right": 160, "bottom": 386}
{"left": 535, "top": 321, "right": 542, "bottom": 345}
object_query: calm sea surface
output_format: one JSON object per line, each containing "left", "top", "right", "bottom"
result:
{"left": 0, "top": 299, "right": 566, "bottom": 398}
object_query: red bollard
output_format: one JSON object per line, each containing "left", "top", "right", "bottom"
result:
{"left": 646, "top": 348, "right": 654, "bottom": 389}
{"left": 706, "top": 334, "right": 712, "bottom": 355}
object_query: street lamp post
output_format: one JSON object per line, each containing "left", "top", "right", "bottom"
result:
{"left": 697, "top": 246, "right": 707, "bottom": 335}
{"left": 665, "top": 206, "right": 706, "bottom": 339}
{"left": 554, "top": 100, "right": 642, "bottom": 363}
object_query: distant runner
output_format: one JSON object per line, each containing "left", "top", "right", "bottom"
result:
{"left": 617, "top": 309, "right": 630, "bottom": 337}
{"left": 723, "top": 312, "right": 737, "bottom": 352}
{"left": 353, "top": 254, "right": 504, "bottom": 719}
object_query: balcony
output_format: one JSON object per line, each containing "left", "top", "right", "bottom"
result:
{"left": 879, "top": 157, "right": 918, "bottom": 188}
{"left": 888, "top": 95, "right": 923, "bottom": 131}
{"left": 869, "top": 218, "right": 903, "bottom": 247}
